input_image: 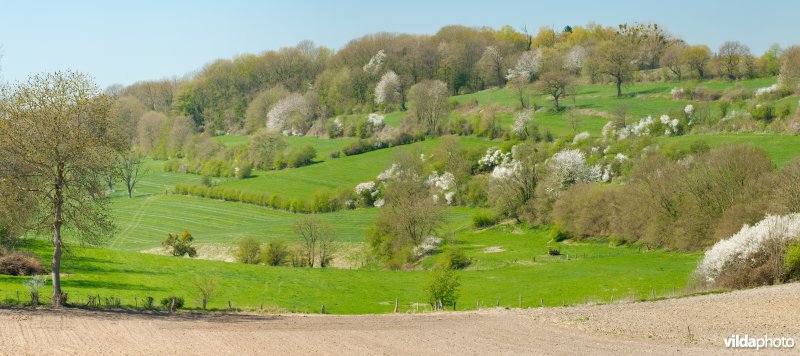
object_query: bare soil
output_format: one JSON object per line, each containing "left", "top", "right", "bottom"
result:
{"left": 1, "top": 283, "right": 798, "bottom": 355}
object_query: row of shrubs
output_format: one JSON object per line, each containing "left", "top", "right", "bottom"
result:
{"left": 164, "top": 144, "right": 317, "bottom": 179}
{"left": 173, "top": 183, "right": 356, "bottom": 213}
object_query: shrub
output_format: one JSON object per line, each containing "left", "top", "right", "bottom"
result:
{"left": 261, "top": 240, "right": 290, "bottom": 266}
{"left": 689, "top": 140, "right": 711, "bottom": 155}
{"left": 750, "top": 104, "right": 775, "bottom": 122}
{"left": 436, "top": 246, "right": 470, "bottom": 270}
{"left": 548, "top": 225, "right": 570, "bottom": 242}
{"left": 695, "top": 214, "right": 800, "bottom": 288}
{"left": 0, "top": 251, "right": 45, "bottom": 276}
{"left": 160, "top": 296, "right": 185, "bottom": 310}
{"left": 426, "top": 267, "right": 460, "bottom": 310}
{"left": 342, "top": 139, "right": 374, "bottom": 156}
{"left": 23, "top": 274, "right": 47, "bottom": 305}
{"left": 287, "top": 145, "right": 316, "bottom": 168}
{"left": 235, "top": 236, "right": 261, "bottom": 264}
{"left": 235, "top": 162, "right": 253, "bottom": 179}
{"left": 785, "top": 242, "right": 800, "bottom": 280}
{"left": 162, "top": 230, "right": 197, "bottom": 257}
{"left": 192, "top": 276, "right": 218, "bottom": 310}
{"left": 471, "top": 210, "right": 499, "bottom": 229}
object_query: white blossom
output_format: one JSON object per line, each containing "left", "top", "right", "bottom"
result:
{"left": 511, "top": 110, "right": 533, "bottom": 136}
{"left": 355, "top": 181, "right": 377, "bottom": 195}
{"left": 363, "top": 49, "right": 386, "bottom": 74}
{"left": 427, "top": 171, "right": 457, "bottom": 205}
{"left": 547, "top": 149, "right": 602, "bottom": 189}
{"left": 670, "top": 87, "right": 684, "bottom": 98}
{"left": 374, "top": 70, "right": 401, "bottom": 104}
{"left": 564, "top": 45, "right": 586, "bottom": 73}
{"left": 367, "top": 113, "right": 385, "bottom": 127}
{"left": 267, "top": 93, "right": 308, "bottom": 132}
{"left": 754, "top": 83, "right": 780, "bottom": 97}
{"left": 572, "top": 131, "right": 591, "bottom": 144}
{"left": 478, "top": 147, "right": 511, "bottom": 170}
{"left": 506, "top": 49, "right": 541, "bottom": 81}
{"left": 373, "top": 198, "right": 385, "bottom": 208}
{"left": 695, "top": 214, "right": 800, "bottom": 284}
{"left": 684, "top": 104, "right": 695, "bottom": 115}
{"left": 412, "top": 235, "right": 442, "bottom": 258}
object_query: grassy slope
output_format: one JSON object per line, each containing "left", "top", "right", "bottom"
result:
{"left": 659, "top": 134, "right": 800, "bottom": 167}
{"left": 215, "top": 136, "right": 493, "bottom": 200}
{"left": 2, "top": 230, "right": 699, "bottom": 314}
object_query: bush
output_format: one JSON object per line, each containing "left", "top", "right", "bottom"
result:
{"left": 750, "top": 104, "right": 775, "bottom": 122}
{"left": 342, "top": 139, "right": 373, "bottom": 156}
{"left": 426, "top": 267, "right": 460, "bottom": 310}
{"left": 471, "top": 210, "right": 499, "bottom": 229}
{"left": 785, "top": 242, "right": 800, "bottom": 280}
{"left": 261, "top": 240, "right": 290, "bottom": 266}
{"left": 235, "top": 236, "right": 261, "bottom": 264}
{"left": 235, "top": 162, "right": 253, "bottom": 179}
{"left": 286, "top": 144, "right": 316, "bottom": 168}
{"left": 160, "top": 296, "right": 185, "bottom": 310}
{"left": 548, "top": 225, "right": 570, "bottom": 242}
{"left": 162, "top": 230, "right": 197, "bottom": 257}
{"left": 0, "top": 251, "right": 45, "bottom": 276}
{"left": 436, "top": 246, "right": 470, "bottom": 270}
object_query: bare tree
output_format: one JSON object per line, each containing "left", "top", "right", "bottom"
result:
{"left": 536, "top": 71, "right": 576, "bottom": 111}
{"left": 0, "top": 71, "right": 126, "bottom": 306}
{"left": 661, "top": 45, "right": 686, "bottom": 81}
{"left": 718, "top": 41, "right": 750, "bottom": 80}
{"left": 293, "top": 216, "right": 333, "bottom": 268}
{"left": 478, "top": 46, "right": 505, "bottom": 87}
{"left": 408, "top": 80, "right": 449, "bottom": 134}
{"left": 192, "top": 276, "right": 219, "bottom": 310}
{"left": 780, "top": 46, "right": 800, "bottom": 92}
{"left": 119, "top": 149, "right": 147, "bottom": 198}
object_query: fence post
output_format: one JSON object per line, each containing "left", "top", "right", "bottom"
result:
{"left": 540, "top": 298, "right": 543, "bottom": 307}
{"left": 321, "top": 304, "right": 326, "bottom": 314}
{"left": 518, "top": 295, "right": 521, "bottom": 308}
{"left": 394, "top": 298, "right": 398, "bottom": 313}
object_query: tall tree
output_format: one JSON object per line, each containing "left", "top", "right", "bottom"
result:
{"left": 595, "top": 38, "right": 637, "bottom": 97}
{"left": 536, "top": 71, "right": 576, "bottom": 111}
{"left": 718, "top": 41, "right": 750, "bottom": 80}
{"left": 0, "top": 71, "right": 126, "bottom": 306}
{"left": 119, "top": 149, "right": 147, "bottom": 199}
{"left": 682, "top": 45, "right": 712, "bottom": 79}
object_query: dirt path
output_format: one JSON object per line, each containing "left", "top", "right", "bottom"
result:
{"left": 1, "top": 283, "right": 798, "bottom": 355}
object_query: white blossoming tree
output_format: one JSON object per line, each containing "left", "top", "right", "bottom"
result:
{"left": 266, "top": 93, "right": 309, "bottom": 135}
{"left": 363, "top": 49, "right": 386, "bottom": 75}
{"left": 545, "top": 149, "right": 602, "bottom": 193}
{"left": 374, "top": 70, "right": 405, "bottom": 110}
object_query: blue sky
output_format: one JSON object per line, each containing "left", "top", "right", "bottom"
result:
{"left": 1, "top": 0, "right": 797, "bottom": 87}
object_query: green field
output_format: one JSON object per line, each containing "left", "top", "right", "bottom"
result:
{"left": 660, "top": 133, "right": 800, "bottom": 166}
{"left": 215, "top": 136, "right": 493, "bottom": 200}
{"left": 1, "top": 229, "right": 700, "bottom": 314}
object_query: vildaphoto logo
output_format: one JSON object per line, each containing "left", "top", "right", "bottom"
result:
{"left": 723, "top": 335, "right": 795, "bottom": 350}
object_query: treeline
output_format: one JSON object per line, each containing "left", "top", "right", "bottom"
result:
{"left": 114, "top": 22, "right": 800, "bottom": 134}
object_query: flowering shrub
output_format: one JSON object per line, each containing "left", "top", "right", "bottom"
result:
{"left": 478, "top": 147, "right": 511, "bottom": 171}
{"left": 355, "top": 181, "right": 380, "bottom": 207}
{"left": 428, "top": 171, "right": 456, "bottom": 205}
{"left": 670, "top": 87, "right": 684, "bottom": 98}
{"left": 695, "top": 214, "right": 800, "bottom": 286}
{"left": 412, "top": 235, "right": 442, "bottom": 258}
{"left": 367, "top": 113, "right": 385, "bottom": 128}
{"left": 546, "top": 149, "right": 602, "bottom": 191}
{"left": 564, "top": 45, "right": 586, "bottom": 74}
{"left": 572, "top": 131, "right": 591, "bottom": 144}
{"left": 684, "top": 104, "right": 694, "bottom": 115}
{"left": 607, "top": 114, "right": 683, "bottom": 139}
{"left": 754, "top": 84, "right": 780, "bottom": 97}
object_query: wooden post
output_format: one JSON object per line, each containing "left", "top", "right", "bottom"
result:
{"left": 321, "top": 304, "right": 326, "bottom": 314}
{"left": 394, "top": 298, "right": 398, "bottom": 313}
{"left": 540, "top": 298, "right": 543, "bottom": 307}
{"left": 260, "top": 303, "right": 263, "bottom": 311}
{"left": 134, "top": 296, "right": 138, "bottom": 308}
{"left": 610, "top": 295, "right": 614, "bottom": 304}
{"left": 496, "top": 300, "right": 500, "bottom": 307}
{"left": 518, "top": 295, "right": 521, "bottom": 308}
{"left": 170, "top": 297, "right": 176, "bottom": 313}
{"left": 228, "top": 300, "right": 232, "bottom": 310}
{"left": 416, "top": 302, "right": 419, "bottom": 313}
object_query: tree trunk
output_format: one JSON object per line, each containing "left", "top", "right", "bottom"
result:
{"left": 52, "top": 181, "right": 64, "bottom": 307}
{"left": 127, "top": 183, "right": 133, "bottom": 198}
{"left": 554, "top": 96, "right": 560, "bottom": 112}
{"left": 616, "top": 78, "right": 623, "bottom": 97}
